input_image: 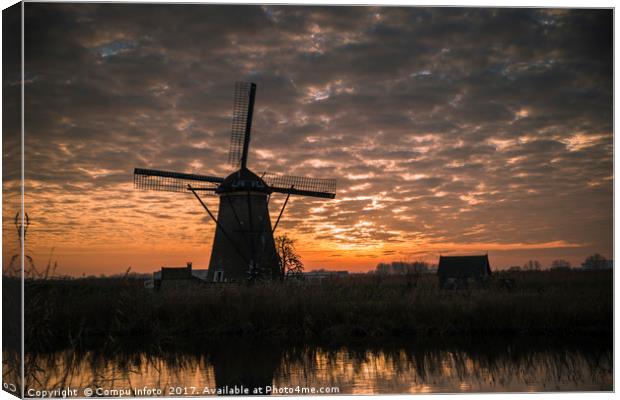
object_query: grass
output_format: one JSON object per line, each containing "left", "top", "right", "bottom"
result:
{"left": 22, "top": 269, "right": 612, "bottom": 353}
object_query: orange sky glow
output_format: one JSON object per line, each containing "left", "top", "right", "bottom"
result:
{"left": 2, "top": 5, "right": 612, "bottom": 276}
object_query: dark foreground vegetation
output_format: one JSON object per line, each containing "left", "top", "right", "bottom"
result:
{"left": 20, "top": 269, "right": 612, "bottom": 353}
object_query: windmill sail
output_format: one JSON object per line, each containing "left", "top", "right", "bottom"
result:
{"left": 134, "top": 168, "right": 223, "bottom": 193}
{"left": 228, "top": 82, "right": 256, "bottom": 169}
{"left": 262, "top": 172, "right": 337, "bottom": 199}
{"left": 133, "top": 81, "right": 337, "bottom": 283}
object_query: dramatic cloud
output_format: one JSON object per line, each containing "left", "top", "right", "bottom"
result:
{"left": 5, "top": 4, "right": 612, "bottom": 274}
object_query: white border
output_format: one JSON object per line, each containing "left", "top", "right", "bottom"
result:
{"left": 0, "top": 2, "right": 615, "bottom": 400}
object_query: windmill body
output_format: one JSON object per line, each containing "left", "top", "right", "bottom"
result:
{"left": 134, "top": 82, "right": 336, "bottom": 283}
{"left": 208, "top": 168, "right": 279, "bottom": 282}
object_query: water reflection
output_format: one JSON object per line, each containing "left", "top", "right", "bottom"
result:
{"left": 8, "top": 340, "right": 612, "bottom": 395}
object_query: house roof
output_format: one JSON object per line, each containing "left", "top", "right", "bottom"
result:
{"left": 155, "top": 266, "right": 209, "bottom": 281}
{"left": 161, "top": 266, "right": 192, "bottom": 280}
{"left": 437, "top": 255, "right": 492, "bottom": 277}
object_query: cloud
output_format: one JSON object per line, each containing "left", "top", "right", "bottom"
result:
{"left": 6, "top": 4, "right": 612, "bottom": 274}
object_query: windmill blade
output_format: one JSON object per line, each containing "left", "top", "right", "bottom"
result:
{"left": 262, "top": 172, "right": 336, "bottom": 199}
{"left": 134, "top": 168, "right": 223, "bottom": 194}
{"left": 228, "top": 81, "right": 257, "bottom": 169}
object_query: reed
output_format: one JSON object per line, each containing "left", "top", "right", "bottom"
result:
{"left": 24, "top": 269, "right": 612, "bottom": 353}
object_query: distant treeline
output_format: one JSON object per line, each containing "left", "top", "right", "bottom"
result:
{"left": 508, "top": 253, "right": 612, "bottom": 272}
{"left": 374, "top": 253, "right": 612, "bottom": 275}
{"left": 374, "top": 261, "right": 435, "bottom": 275}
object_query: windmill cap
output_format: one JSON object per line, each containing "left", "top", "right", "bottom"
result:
{"left": 217, "top": 168, "right": 271, "bottom": 194}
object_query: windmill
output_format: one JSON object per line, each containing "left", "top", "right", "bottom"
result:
{"left": 134, "top": 82, "right": 336, "bottom": 282}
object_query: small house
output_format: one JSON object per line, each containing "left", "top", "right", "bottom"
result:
{"left": 152, "top": 262, "right": 209, "bottom": 290}
{"left": 437, "top": 255, "right": 492, "bottom": 288}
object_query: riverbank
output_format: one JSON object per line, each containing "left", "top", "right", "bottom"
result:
{"left": 22, "top": 269, "right": 612, "bottom": 352}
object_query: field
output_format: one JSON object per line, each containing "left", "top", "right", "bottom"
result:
{"left": 20, "top": 269, "right": 612, "bottom": 353}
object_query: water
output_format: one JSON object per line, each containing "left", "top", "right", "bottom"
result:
{"left": 11, "top": 340, "right": 612, "bottom": 395}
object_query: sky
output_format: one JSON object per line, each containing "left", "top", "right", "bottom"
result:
{"left": 2, "top": 4, "right": 613, "bottom": 275}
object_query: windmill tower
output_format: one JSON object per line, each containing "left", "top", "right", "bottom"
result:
{"left": 134, "top": 82, "right": 337, "bottom": 282}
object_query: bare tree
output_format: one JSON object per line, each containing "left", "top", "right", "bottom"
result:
{"left": 523, "top": 260, "right": 541, "bottom": 271}
{"left": 581, "top": 253, "right": 608, "bottom": 270}
{"left": 551, "top": 259, "right": 571, "bottom": 270}
{"left": 275, "top": 234, "right": 304, "bottom": 280}
{"left": 375, "top": 260, "right": 430, "bottom": 275}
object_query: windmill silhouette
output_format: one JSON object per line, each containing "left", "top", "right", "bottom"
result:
{"left": 134, "top": 82, "right": 336, "bottom": 282}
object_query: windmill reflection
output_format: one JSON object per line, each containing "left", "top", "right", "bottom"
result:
{"left": 208, "top": 341, "right": 283, "bottom": 395}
